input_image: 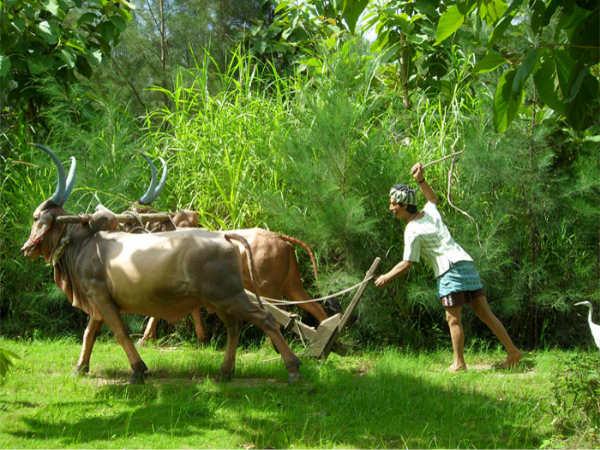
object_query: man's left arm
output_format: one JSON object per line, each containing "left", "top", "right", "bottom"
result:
{"left": 375, "top": 260, "right": 412, "bottom": 287}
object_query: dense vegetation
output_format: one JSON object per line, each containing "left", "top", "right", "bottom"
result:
{"left": 1, "top": 1, "right": 598, "bottom": 447}
{"left": 2, "top": 0, "right": 598, "bottom": 350}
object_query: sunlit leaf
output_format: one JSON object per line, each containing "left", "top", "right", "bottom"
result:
{"left": 533, "top": 56, "right": 564, "bottom": 113}
{"left": 37, "top": 20, "right": 58, "bottom": 44}
{"left": 512, "top": 49, "right": 538, "bottom": 94}
{"left": 494, "top": 69, "right": 523, "bottom": 132}
{"left": 435, "top": 5, "right": 464, "bottom": 44}
{"left": 488, "top": 0, "right": 524, "bottom": 44}
{"left": 474, "top": 50, "right": 507, "bottom": 73}
{"left": 0, "top": 54, "right": 11, "bottom": 78}
{"left": 43, "top": 0, "right": 60, "bottom": 16}
{"left": 342, "top": 0, "right": 368, "bottom": 34}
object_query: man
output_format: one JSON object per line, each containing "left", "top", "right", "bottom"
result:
{"left": 375, "top": 162, "right": 522, "bottom": 371}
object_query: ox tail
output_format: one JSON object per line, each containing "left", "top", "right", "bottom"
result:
{"left": 224, "top": 233, "right": 264, "bottom": 309}
{"left": 278, "top": 234, "right": 318, "bottom": 281}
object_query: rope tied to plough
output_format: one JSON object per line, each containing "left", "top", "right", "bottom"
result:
{"left": 262, "top": 275, "right": 376, "bottom": 306}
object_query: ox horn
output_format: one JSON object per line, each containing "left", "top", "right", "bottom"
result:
{"left": 138, "top": 154, "right": 167, "bottom": 205}
{"left": 33, "top": 144, "right": 77, "bottom": 206}
{"left": 61, "top": 156, "right": 77, "bottom": 205}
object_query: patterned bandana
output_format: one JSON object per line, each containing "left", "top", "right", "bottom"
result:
{"left": 389, "top": 184, "right": 416, "bottom": 206}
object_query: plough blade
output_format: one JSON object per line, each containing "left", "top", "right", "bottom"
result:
{"left": 244, "top": 256, "right": 381, "bottom": 360}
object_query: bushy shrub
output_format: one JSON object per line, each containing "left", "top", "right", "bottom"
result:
{"left": 550, "top": 353, "right": 600, "bottom": 446}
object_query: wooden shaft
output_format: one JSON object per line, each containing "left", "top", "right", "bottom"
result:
{"left": 422, "top": 151, "right": 464, "bottom": 169}
{"left": 338, "top": 257, "right": 381, "bottom": 332}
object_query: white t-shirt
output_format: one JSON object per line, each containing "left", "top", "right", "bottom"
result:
{"left": 403, "top": 202, "right": 473, "bottom": 277}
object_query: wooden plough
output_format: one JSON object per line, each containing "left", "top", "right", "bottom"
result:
{"left": 246, "top": 257, "right": 381, "bottom": 360}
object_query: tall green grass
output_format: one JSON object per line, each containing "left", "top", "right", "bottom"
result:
{"left": 1, "top": 41, "right": 598, "bottom": 349}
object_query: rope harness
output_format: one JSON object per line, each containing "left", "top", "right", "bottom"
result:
{"left": 51, "top": 230, "right": 71, "bottom": 267}
{"left": 262, "top": 274, "right": 375, "bottom": 306}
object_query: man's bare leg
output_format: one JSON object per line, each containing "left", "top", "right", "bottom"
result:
{"left": 470, "top": 294, "right": 522, "bottom": 368}
{"left": 445, "top": 305, "right": 467, "bottom": 371}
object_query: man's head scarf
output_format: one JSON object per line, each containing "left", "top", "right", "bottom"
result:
{"left": 389, "top": 184, "right": 416, "bottom": 206}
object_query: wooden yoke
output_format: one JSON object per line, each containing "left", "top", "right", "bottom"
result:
{"left": 56, "top": 213, "right": 173, "bottom": 224}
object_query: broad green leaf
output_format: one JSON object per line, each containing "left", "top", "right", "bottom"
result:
{"left": 474, "top": 50, "right": 507, "bottom": 73}
{"left": 97, "top": 21, "right": 117, "bottom": 42}
{"left": 342, "top": 0, "right": 368, "bottom": 33}
{"left": 65, "top": 40, "right": 86, "bottom": 52}
{"left": 494, "top": 69, "right": 524, "bottom": 132}
{"left": 111, "top": 15, "right": 127, "bottom": 33}
{"left": 479, "top": 0, "right": 508, "bottom": 23}
{"left": 530, "top": 0, "right": 545, "bottom": 33}
{"left": 488, "top": 0, "right": 524, "bottom": 44}
{"left": 78, "top": 12, "right": 97, "bottom": 26}
{"left": 118, "top": 0, "right": 135, "bottom": 9}
{"left": 0, "top": 55, "right": 11, "bottom": 78}
{"left": 557, "top": 4, "right": 589, "bottom": 32}
{"left": 60, "top": 49, "right": 75, "bottom": 68}
{"left": 512, "top": 49, "right": 538, "bottom": 94}
{"left": 542, "top": 0, "right": 561, "bottom": 28}
{"left": 76, "top": 55, "right": 92, "bottom": 78}
{"left": 554, "top": 49, "right": 576, "bottom": 98}
{"left": 435, "top": 5, "right": 464, "bottom": 44}
{"left": 571, "top": 8, "right": 600, "bottom": 64}
{"left": 566, "top": 66, "right": 586, "bottom": 102}
{"left": 533, "top": 57, "right": 564, "bottom": 113}
{"left": 456, "top": 0, "right": 477, "bottom": 15}
{"left": 565, "top": 69, "right": 599, "bottom": 130}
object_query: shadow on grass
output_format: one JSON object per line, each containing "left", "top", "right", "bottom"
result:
{"left": 8, "top": 357, "right": 546, "bottom": 448}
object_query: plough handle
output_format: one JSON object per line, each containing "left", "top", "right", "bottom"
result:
{"left": 338, "top": 257, "right": 381, "bottom": 332}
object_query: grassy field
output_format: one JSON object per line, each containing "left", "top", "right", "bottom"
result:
{"left": 0, "top": 337, "right": 593, "bottom": 448}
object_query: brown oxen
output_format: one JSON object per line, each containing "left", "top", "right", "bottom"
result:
{"left": 122, "top": 159, "right": 331, "bottom": 344}
{"left": 21, "top": 145, "right": 301, "bottom": 383}
{"left": 138, "top": 209, "right": 331, "bottom": 345}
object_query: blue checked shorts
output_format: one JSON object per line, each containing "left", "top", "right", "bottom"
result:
{"left": 437, "top": 261, "right": 484, "bottom": 307}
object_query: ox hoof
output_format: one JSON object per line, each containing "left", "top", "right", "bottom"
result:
{"left": 287, "top": 372, "right": 301, "bottom": 384}
{"left": 73, "top": 364, "right": 89, "bottom": 376}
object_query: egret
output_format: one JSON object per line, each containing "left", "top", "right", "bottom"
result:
{"left": 574, "top": 301, "right": 600, "bottom": 350}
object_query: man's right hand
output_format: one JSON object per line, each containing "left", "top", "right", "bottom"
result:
{"left": 411, "top": 162, "right": 424, "bottom": 182}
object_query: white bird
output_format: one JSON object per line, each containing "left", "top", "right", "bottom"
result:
{"left": 574, "top": 301, "right": 600, "bottom": 350}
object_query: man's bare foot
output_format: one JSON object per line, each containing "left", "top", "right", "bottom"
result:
{"left": 448, "top": 363, "right": 467, "bottom": 372}
{"left": 496, "top": 351, "right": 522, "bottom": 369}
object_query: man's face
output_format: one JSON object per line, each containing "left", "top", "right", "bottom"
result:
{"left": 388, "top": 198, "right": 403, "bottom": 220}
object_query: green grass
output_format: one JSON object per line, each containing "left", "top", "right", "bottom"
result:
{"left": 0, "top": 338, "right": 591, "bottom": 448}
